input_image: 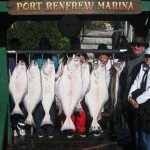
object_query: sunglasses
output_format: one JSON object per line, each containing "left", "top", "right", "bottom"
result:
{"left": 132, "top": 43, "right": 144, "bottom": 47}
{"left": 145, "top": 54, "right": 150, "bottom": 58}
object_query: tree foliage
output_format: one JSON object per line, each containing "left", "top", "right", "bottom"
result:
{"left": 7, "top": 21, "right": 70, "bottom": 50}
{"left": 7, "top": 21, "right": 122, "bottom": 50}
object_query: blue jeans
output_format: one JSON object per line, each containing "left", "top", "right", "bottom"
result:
{"left": 135, "top": 131, "right": 150, "bottom": 150}
{"left": 34, "top": 102, "right": 56, "bottom": 136}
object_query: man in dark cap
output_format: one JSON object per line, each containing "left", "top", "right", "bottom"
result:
{"left": 94, "top": 44, "right": 119, "bottom": 137}
{"left": 95, "top": 44, "right": 111, "bottom": 65}
{"left": 126, "top": 36, "right": 149, "bottom": 94}
{"left": 95, "top": 43, "right": 114, "bottom": 88}
{"left": 123, "top": 36, "right": 149, "bottom": 147}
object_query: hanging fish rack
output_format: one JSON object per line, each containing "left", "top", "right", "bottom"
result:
{"left": 7, "top": 49, "right": 127, "bottom": 63}
{"left": 7, "top": 49, "right": 127, "bottom": 54}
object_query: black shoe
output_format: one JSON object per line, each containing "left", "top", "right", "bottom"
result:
{"left": 79, "top": 132, "right": 86, "bottom": 138}
{"left": 66, "top": 130, "right": 74, "bottom": 139}
{"left": 48, "top": 132, "right": 54, "bottom": 140}
{"left": 38, "top": 133, "right": 44, "bottom": 138}
{"left": 93, "top": 130, "right": 103, "bottom": 137}
{"left": 17, "top": 122, "right": 26, "bottom": 136}
{"left": 48, "top": 135, "right": 54, "bottom": 139}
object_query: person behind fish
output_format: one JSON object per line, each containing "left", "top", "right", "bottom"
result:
{"left": 94, "top": 43, "right": 118, "bottom": 137}
{"left": 122, "top": 36, "right": 149, "bottom": 147}
{"left": 8, "top": 38, "right": 28, "bottom": 137}
{"left": 128, "top": 47, "right": 150, "bottom": 150}
{"left": 33, "top": 37, "right": 58, "bottom": 139}
{"left": 66, "top": 53, "right": 91, "bottom": 139}
{"left": 95, "top": 44, "right": 113, "bottom": 88}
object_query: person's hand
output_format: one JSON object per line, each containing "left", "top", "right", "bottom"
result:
{"left": 129, "top": 97, "right": 139, "bottom": 109}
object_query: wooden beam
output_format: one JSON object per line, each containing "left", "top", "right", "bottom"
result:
{"left": 1, "top": 1, "right": 150, "bottom": 13}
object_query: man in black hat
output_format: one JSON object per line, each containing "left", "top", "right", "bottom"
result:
{"left": 122, "top": 36, "right": 149, "bottom": 147}
{"left": 126, "top": 36, "right": 149, "bottom": 88}
{"left": 129, "top": 36, "right": 149, "bottom": 57}
{"left": 95, "top": 43, "right": 114, "bottom": 88}
{"left": 95, "top": 44, "right": 111, "bottom": 65}
{"left": 95, "top": 44, "right": 119, "bottom": 137}
{"left": 128, "top": 47, "right": 150, "bottom": 150}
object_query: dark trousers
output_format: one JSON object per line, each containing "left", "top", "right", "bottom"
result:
{"left": 135, "top": 114, "right": 150, "bottom": 150}
{"left": 122, "top": 99, "right": 136, "bottom": 142}
{"left": 10, "top": 96, "right": 26, "bottom": 130}
{"left": 34, "top": 102, "right": 56, "bottom": 136}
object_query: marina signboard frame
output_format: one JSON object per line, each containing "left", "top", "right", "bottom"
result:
{"left": 7, "top": 0, "right": 142, "bottom": 15}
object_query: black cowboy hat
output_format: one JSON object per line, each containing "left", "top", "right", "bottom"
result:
{"left": 95, "top": 43, "right": 111, "bottom": 59}
{"left": 129, "top": 36, "right": 149, "bottom": 48}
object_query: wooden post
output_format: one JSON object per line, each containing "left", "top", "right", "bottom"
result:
{"left": 0, "top": 47, "right": 11, "bottom": 148}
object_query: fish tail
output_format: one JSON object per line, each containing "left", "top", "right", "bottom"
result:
{"left": 90, "top": 121, "right": 101, "bottom": 131}
{"left": 61, "top": 117, "right": 75, "bottom": 131}
{"left": 58, "top": 107, "right": 63, "bottom": 116}
{"left": 41, "top": 113, "right": 53, "bottom": 126}
{"left": 25, "top": 114, "right": 35, "bottom": 126}
{"left": 91, "top": 118, "right": 100, "bottom": 128}
{"left": 11, "top": 104, "right": 23, "bottom": 116}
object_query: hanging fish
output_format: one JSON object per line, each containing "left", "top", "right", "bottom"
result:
{"left": 41, "top": 59, "right": 55, "bottom": 126}
{"left": 56, "top": 54, "right": 82, "bottom": 131}
{"left": 76, "top": 61, "right": 91, "bottom": 112}
{"left": 85, "top": 60, "right": 109, "bottom": 132}
{"left": 110, "top": 61, "right": 125, "bottom": 119}
{"left": 9, "top": 60, "right": 28, "bottom": 116}
{"left": 23, "top": 61, "right": 42, "bottom": 125}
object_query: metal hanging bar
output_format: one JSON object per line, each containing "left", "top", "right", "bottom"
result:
{"left": 29, "top": 54, "right": 31, "bottom": 64}
{"left": 7, "top": 49, "right": 127, "bottom": 54}
{"left": 112, "top": 53, "right": 115, "bottom": 63}
{"left": 42, "top": 50, "right": 44, "bottom": 59}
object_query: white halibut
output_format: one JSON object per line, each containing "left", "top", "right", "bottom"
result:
{"left": 56, "top": 55, "right": 82, "bottom": 131}
{"left": 41, "top": 59, "right": 55, "bottom": 126}
{"left": 9, "top": 61, "right": 27, "bottom": 116}
{"left": 76, "top": 61, "right": 91, "bottom": 111}
{"left": 85, "top": 61, "right": 109, "bottom": 131}
{"left": 55, "top": 61, "right": 65, "bottom": 116}
{"left": 23, "top": 61, "right": 42, "bottom": 125}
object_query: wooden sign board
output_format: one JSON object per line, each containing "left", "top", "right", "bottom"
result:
{"left": 7, "top": 0, "right": 142, "bottom": 15}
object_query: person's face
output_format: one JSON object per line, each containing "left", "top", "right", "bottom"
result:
{"left": 131, "top": 44, "right": 145, "bottom": 56}
{"left": 98, "top": 54, "right": 109, "bottom": 64}
{"left": 80, "top": 55, "right": 85, "bottom": 62}
{"left": 145, "top": 54, "right": 150, "bottom": 65}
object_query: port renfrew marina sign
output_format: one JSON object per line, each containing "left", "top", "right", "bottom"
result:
{"left": 7, "top": 0, "right": 142, "bottom": 15}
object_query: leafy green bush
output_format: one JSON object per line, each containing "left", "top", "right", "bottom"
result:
{"left": 7, "top": 21, "right": 70, "bottom": 50}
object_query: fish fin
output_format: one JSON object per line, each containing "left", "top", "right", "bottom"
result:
{"left": 25, "top": 115, "right": 35, "bottom": 126}
{"left": 61, "top": 117, "right": 75, "bottom": 131}
{"left": 11, "top": 105, "right": 23, "bottom": 116}
{"left": 41, "top": 114, "right": 53, "bottom": 126}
